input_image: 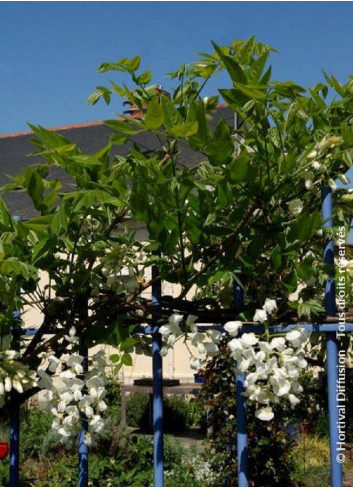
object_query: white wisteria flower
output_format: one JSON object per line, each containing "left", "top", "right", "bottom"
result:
{"left": 263, "top": 298, "right": 278, "bottom": 315}
{"left": 190, "top": 358, "right": 202, "bottom": 370}
{"left": 288, "top": 199, "right": 303, "bottom": 215}
{"left": 48, "top": 355, "right": 61, "bottom": 373}
{"left": 224, "top": 321, "right": 242, "bottom": 336}
{"left": 206, "top": 329, "right": 223, "bottom": 344}
{"left": 39, "top": 351, "right": 109, "bottom": 445}
{"left": 270, "top": 337, "right": 286, "bottom": 352}
{"left": 307, "top": 150, "right": 318, "bottom": 160}
{"left": 256, "top": 406, "right": 274, "bottom": 421}
{"left": 204, "top": 343, "right": 219, "bottom": 356}
{"left": 240, "top": 333, "right": 259, "bottom": 348}
{"left": 305, "top": 179, "right": 314, "bottom": 190}
{"left": 253, "top": 309, "right": 267, "bottom": 323}
{"left": 186, "top": 315, "right": 198, "bottom": 332}
{"left": 227, "top": 338, "right": 242, "bottom": 354}
{"left": 67, "top": 354, "right": 84, "bottom": 375}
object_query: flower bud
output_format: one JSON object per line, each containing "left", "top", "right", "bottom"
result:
{"left": 328, "top": 178, "right": 337, "bottom": 191}
{"left": 12, "top": 378, "right": 23, "bottom": 394}
{"left": 338, "top": 174, "right": 349, "bottom": 185}
{"left": 305, "top": 179, "right": 314, "bottom": 190}
{"left": 307, "top": 150, "right": 318, "bottom": 160}
{"left": 4, "top": 377, "right": 12, "bottom": 392}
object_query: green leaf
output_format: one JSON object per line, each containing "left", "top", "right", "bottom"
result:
{"left": 104, "top": 119, "right": 140, "bottom": 135}
{"left": 27, "top": 171, "right": 44, "bottom": 210}
{"left": 0, "top": 199, "right": 12, "bottom": 229}
{"left": 250, "top": 52, "right": 269, "bottom": 83}
{"left": 298, "top": 258, "right": 314, "bottom": 282}
{"left": 204, "top": 213, "right": 216, "bottom": 226}
{"left": 110, "top": 133, "right": 128, "bottom": 146}
{"left": 109, "top": 354, "right": 120, "bottom": 363}
{"left": 208, "top": 270, "right": 225, "bottom": 285}
{"left": 136, "top": 70, "right": 151, "bottom": 85}
{"left": 0, "top": 240, "right": 5, "bottom": 260}
{"left": 98, "top": 61, "right": 127, "bottom": 73}
{"left": 217, "top": 181, "right": 233, "bottom": 206}
{"left": 298, "top": 300, "right": 324, "bottom": 319}
{"left": 22, "top": 215, "right": 52, "bottom": 232}
{"left": 127, "top": 55, "right": 141, "bottom": 73}
{"left": 342, "top": 124, "right": 353, "bottom": 145}
{"left": 322, "top": 71, "right": 345, "bottom": 96}
{"left": 1, "top": 258, "right": 30, "bottom": 279}
{"left": 32, "top": 238, "right": 54, "bottom": 265}
{"left": 282, "top": 270, "right": 298, "bottom": 292}
{"left": 208, "top": 118, "right": 234, "bottom": 165}
{"left": 51, "top": 203, "right": 70, "bottom": 235}
{"left": 271, "top": 245, "right": 282, "bottom": 272}
{"left": 171, "top": 122, "right": 198, "bottom": 138}
{"left": 145, "top": 97, "right": 164, "bottom": 130}
{"left": 212, "top": 41, "right": 247, "bottom": 84}
{"left": 237, "top": 36, "right": 256, "bottom": 65}
{"left": 187, "top": 99, "right": 210, "bottom": 151}
{"left": 228, "top": 152, "right": 250, "bottom": 183}
{"left": 161, "top": 97, "right": 183, "bottom": 131}
{"left": 121, "top": 352, "right": 133, "bottom": 366}
{"left": 259, "top": 65, "right": 272, "bottom": 85}
{"left": 219, "top": 88, "right": 248, "bottom": 112}
{"left": 234, "top": 82, "right": 266, "bottom": 100}
{"left": 287, "top": 211, "right": 321, "bottom": 245}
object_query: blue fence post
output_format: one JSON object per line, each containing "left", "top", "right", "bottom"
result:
{"left": 8, "top": 217, "right": 23, "bottom": 486}
{"left": 152, "top": 264, "right": 164, "bottom": 487}
{"left": 322, "top": 186, "right": 343, "bottom": 487}
{"left": 78, "top": 346, "right": 89, "bottom": 487}
{"left": 9, "top": 294, "right": 22, "bottom": 487}
{"left": 9, "top": 395, "right": 20, "bottom": 487}
{"left": 234, "top": 282, "right": 248, "bottom": 487}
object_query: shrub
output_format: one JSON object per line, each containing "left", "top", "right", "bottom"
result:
{"left": 126, "top": 393, "right": 150, "bottom": 430}
{"left": 20, "top": 407, "right": 56, "bottom": 459}
{"left": 124, "top": 392, "right": 198, "bottom": 433}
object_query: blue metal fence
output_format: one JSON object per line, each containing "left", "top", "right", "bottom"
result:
{"left": 7, "top": 187, "right": 353, "bottom": 486}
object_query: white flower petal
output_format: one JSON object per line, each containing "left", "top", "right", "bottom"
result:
{"left": 224, "top": 321, "right": 242, "bottom": 336}
{"left": 253, "top": 309, "right": 267, "bottom": 323}
{"left": 256, "top": 407, "right": 274, "bottom": 421}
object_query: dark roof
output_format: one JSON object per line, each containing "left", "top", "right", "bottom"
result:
{"left": 0, "top": 106, "right": 234, "bottom": 218}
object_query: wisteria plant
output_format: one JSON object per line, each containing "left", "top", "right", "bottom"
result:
{"left": 0, "top": 37, "right": 352, "bottom": 441}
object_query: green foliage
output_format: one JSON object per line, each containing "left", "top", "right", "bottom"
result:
{"left": 0, "top": 403, "right": 209, "bottom": 487}
{"left": 0, "top": 36, "right": 352, "bottom": 407}
{"left": 20, "top": 408, "right": 55, "bottom": 459}
{"left": 290, "top": 436, "right": 331, "bottom": 487}
{"left": 124, "top": 392, "right": 197, "bottom": 433}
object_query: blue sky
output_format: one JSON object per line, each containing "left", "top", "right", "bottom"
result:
{"left": 1, "top": 2, "right": 353, "bottom": 134}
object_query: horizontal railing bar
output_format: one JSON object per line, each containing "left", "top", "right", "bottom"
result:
{"left": 134, "top": 323, "right": 353, "bottom": 334}
{"left": 20, "top": 322, "right": 353, "bottom": 338}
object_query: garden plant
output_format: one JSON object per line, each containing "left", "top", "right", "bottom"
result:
{"left": 0, "top": 36, "right": 352, "bottom": 484}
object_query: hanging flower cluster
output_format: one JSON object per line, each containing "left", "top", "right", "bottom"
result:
{"left": 229, "top": 328, "right": 309, "bottom": 421}
{"left": 160, "top": 298, "right": 311, "bottom": 422}
{"left": 304, "top": 135, "right": 346, "bottom": 190}
{"left": 38, "top": 349, "right": 108, "bottom": 445}
{"left": 0, "top": 350, "right": 37, "bottom": 406}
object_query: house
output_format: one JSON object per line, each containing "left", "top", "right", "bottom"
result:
{"left": 0, "top": 106, "right": 236, "bottom": 384}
